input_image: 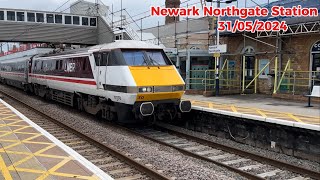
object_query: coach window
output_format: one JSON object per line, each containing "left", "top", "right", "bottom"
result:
{"left": 65, "top": 15, "right": 71, "bottom": 24}
{"left": 82, "top": 17, "right": 88, "bottom": 26}
{"left": 36, "top": 13, "right": 44, "bottom": 22}
{"left": 55, "top": 14, "right": 62, "bottom": 24}
{"left": 90, "top": 18, "right": 96, "bottom": 26}
{"left": 17, "top": 12, "right": 25, "bottom": 21}
{"left": 73, "top": 16, "right": 79, "bottom": 25}
{"left": 27, "top": 13, "right": 35, "bottom": 22}
{"left": 0, "top": 11, "right": 4, "bottom": 20}
{"left": 7, "top": 11, "right": 15, "bottom": 21}
{"left": 47, "top": 14, "right": 54, "bottom": 23}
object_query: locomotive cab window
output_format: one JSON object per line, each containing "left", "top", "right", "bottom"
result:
{"left": 121, "top": 49, "right": 172, "bottom": 66}
{"left": 94, "top": 52, "right": 109, "bottom": 66}
{"left": 122, "top": 51, "right": 147, "bottom": 66}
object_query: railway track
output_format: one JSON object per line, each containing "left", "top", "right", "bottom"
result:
{"left": 1, "top": 86, "right": 319, "bottom": 180}
{"left": 126, "top": 124, "right": 320, "bottom": 180}
{"left": 0, "top": 90, "right": 170, "bottom": 180}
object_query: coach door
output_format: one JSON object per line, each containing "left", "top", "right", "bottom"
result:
{"left": 95, "top": 51, "right": 109, "bottom": 89}
{"left": 25, "top": 60, "right": 29, "bottom": 83}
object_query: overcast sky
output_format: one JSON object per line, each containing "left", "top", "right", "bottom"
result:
{"left": 0, "top": 0, "right": 278, "bottom": 52}
{"left": 0, "top": 0, "right": 279, "bottom": 28}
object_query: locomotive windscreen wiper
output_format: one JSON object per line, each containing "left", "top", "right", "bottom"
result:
{"left": 148, "top": 56, "right": 161, "bottom": 66}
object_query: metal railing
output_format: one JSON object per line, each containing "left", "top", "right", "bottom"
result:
{"left": 276, "top": 71, "right": 320, "bottom": 95}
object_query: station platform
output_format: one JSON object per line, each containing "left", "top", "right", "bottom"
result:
{"left": 0, "top": 99, "right": 112, "bottom": 180}
{"left": 184, "top": 94, "right": 320, "bottom": 131}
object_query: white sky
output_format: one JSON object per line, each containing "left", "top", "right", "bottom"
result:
{"left": 0, "top": 0, "right": 279, "bottom": 52}
{"left": 0, "top": 0, "right": 279, "bottom": 28}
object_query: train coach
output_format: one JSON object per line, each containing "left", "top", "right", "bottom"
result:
{"left": 0, "top": 40, "right": 191, "bottom": 123}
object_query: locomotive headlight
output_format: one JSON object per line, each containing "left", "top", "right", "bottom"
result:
{"left": 172, "top": 85, "right": 185, "bottom": 92}
{"left": 147, "top": 87, "right": 152, "bottom": 92}
{"left": 139, "top": 87, "right": 153, "bottom": 93}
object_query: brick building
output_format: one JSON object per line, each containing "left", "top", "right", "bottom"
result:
{"left": 144, "top": 0, "right": 320, "bottom": 100}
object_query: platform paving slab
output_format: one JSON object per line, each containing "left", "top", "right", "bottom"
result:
{"left": 0, "top": 99, "right": 113, "bottom": 180}
{"left": 184, "top": 94, "right": 320, "bottom": 131}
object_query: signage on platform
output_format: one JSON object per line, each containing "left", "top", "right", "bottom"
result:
{"left": 312, "top": 41, "right": 320, "bottom": 52}
{"left": 209, "top": 44, "right": 227, "bottom": 54}
{"left": 164, "top": 48, "right": 178, "bottom": 55}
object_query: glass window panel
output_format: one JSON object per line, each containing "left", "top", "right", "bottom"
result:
{"left": 90, "top": 18, "right": 96, "bottom": 26}
{"left": 7, "top": 11, "right": 15, "bottom": 21}
{"left": 82, "top": 17, "right": 88, "bottom": 26}
{"left": 146, "top": 51, "right": 168, "bottom": 65}
{"left": 73, "top": 16, "right": 79, "bottom": 25}
{"left": 17, "top": 12, "right": 25, "bottom": 21}
{"left": 36, "top": 13, "right": 44, "bottom": 22}
{"left": 27, "top": 12, "right": 35, "bottom": 22}
{"left": 55, "top": 14, "right": 62, "bottom": 24}
{"left": 65, "top": 15, "right": 71, "bottom": 24}
{"left": 46, "top": 14, "right": 54, "bottom": 23}
{"left": 0, "top": 11, "right": 4, "bottom": 20}
{"left": 122, "top": 51, "right": 147, "bottom": 66}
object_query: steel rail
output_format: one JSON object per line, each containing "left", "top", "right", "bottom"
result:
{"left": 154, "top": 123, "right": 320, "bottom": 180}
{"left": 0, "top": 90, "right": 170, "bottom": 180}
{"left": 110, "top": 122, "right": 320, "bottom": 180}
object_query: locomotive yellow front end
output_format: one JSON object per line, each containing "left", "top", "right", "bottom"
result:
{"left": 130, "top": 65, "right": 191, "bottom": 121}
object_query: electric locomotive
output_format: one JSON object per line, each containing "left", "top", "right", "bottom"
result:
{"left": 0, "top": 40, "right": 191, "bottom": 123}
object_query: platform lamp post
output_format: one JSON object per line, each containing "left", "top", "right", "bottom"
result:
{"left": 205, "top": 0, "right": 237, "bottom": 96}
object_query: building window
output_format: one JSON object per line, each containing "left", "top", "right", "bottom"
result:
{"left": 36, "top": 13, "right": 44, "bottom": 22}
{"left": 55, "top": 14, "right": 62, "bottom": 24}
{"left": 65, "top": 15, "right": 71, "bottom": 24}
{"left": 90, "top": 18, "right": 96, "bottom": 26}
{"left": 7, "top": 11, "right": 15, "bottom": 21}
{"left": 115, "top": 34, "right": 122, "bottom": 40}
{"left": 17, "top": 12, "right": 25, "bottom": 21}
{"left": 47, "top": 14, "right": 54, "bottom": 23}
{"left": 0, "top": 11, "right": 4, "bottom": 20}
{"left": 82, "top": 17, "right": 88, "bottom": 26}
{"left": 27, "top": 12, "right": 35, "bottom": 22}
{"left": 73, "top": 16, "right": 79, "bottom": 25}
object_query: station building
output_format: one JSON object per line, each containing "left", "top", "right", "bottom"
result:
{"left": 144, "top": 0, "right": 320, "bottom": 101}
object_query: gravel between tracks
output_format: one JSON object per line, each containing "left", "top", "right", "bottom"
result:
{"left": 0, "top": 85, "right": 244, "bottom": 180}
{"left": 157, "top": 123, "right": 320, "bottom": 173}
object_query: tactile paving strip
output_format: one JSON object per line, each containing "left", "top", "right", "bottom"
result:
{"left": 188, "top": 99, "right": 320, "bottom": 126}
{"left": 0, "top": 101, "right": 101, "bottom": 179}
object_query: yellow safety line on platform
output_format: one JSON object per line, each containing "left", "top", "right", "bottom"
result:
{"left": 287, "top": 113, "right": 303, "bottom": 123}
{"left": 231, "top": 105, "right": 238, "bottom": 113}
{"left": 0, "top": 154, "right": 13, "bottom": 180}
{"left": 36, "top": 157, "right": 71, "bottom": 180}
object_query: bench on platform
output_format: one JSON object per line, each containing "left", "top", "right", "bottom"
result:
{"left": 305, "top": 85, "right": 320, "bottom": 107}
